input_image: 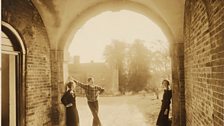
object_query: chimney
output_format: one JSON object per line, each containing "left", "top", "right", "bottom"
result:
{"left": 74, "top": 56, "right": 80, "bottom": 64}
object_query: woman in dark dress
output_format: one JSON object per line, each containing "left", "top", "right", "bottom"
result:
{"left": 61, "top": 81, "right": 79, "bottom": 126}
{"left": 156, "top": 80, "right": 172, "bottom": 126}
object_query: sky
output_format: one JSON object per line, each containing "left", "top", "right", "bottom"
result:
{"left": 68, "top": 10, "right": 168, "bottom": 63}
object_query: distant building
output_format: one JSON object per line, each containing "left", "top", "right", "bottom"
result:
{"left": 68, "top": 56, "right": 119, "bottom": 95}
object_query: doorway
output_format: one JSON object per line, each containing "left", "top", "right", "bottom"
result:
{"left": 1, "top": 53, "right": 17, "bottom": 126}
{"left": 1, "top": 22, "right": 25, "bottom": 126}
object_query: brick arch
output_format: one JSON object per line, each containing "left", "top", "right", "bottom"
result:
{"left": 59, "top": 0, "right": 175, "bottom": 51}
{"left": 184, "top": 0, "right": 217, "bottom": 42}
{"left": 2, "top": 0, "right": 51, "bottom": 48}
{"left": 184, "top": 0, "right": 212, "bottom": 45}
{"left": 2, "top": 21, "right": 26, "bottom": 54}
{"left": 200, "top": 0, "right": 215, "bottom": 28}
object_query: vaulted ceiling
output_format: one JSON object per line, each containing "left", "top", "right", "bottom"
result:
{"left": 31, "top": 0, "right": 185, "bottom": 50}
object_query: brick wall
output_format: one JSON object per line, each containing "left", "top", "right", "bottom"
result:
{"left": 171, "top": 43, "right": 185, "bottom": 126}
{"left": 184, "top": 0, "right": 224, "bottom": 126}
{"left": 50, "top": 50, "right": 65, "bottom": 126}
{"left": 2, "top": 0, "right": 52, "bottom": 125}
{"left": 171, "top": 42, "right": 185, "bottom": 126}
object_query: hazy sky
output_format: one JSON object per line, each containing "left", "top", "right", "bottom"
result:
{"left": 68, "top": 10, "right": 168, "bottom": 63}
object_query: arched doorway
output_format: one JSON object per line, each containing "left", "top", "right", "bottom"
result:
{"left": 1, "top": 22, "right": 26, "bottom": 126}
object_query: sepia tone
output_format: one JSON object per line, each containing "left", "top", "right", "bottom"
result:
{"left": 1, "top": 0, "right": 224, "bottom": 126}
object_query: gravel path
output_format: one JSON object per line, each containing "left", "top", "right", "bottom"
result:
{"left": 76, "top": 94, "right": 163, "bottom": 126}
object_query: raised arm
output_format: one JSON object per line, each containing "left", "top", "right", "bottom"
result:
{"left": 72, "top": 79, "right": 88, "bottom": 90}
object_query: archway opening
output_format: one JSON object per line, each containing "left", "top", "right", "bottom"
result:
{"left": 65, "top": 10, "right": 172, "bottom": 125}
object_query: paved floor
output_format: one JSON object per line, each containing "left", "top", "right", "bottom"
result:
{"left": 76, "top": 94, "right": 164, "bottom": 126}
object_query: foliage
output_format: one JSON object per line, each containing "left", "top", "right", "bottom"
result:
{"left": 126, "top": 40, "right": 151, "bottom": 92}
{"left": 147, "top": 40, "right": 171, "bottom": 93}
{"left": 104, "top": 39, "right": 171, "bottom": 94}
{"left": 103, "top": 40, "right": 128, "bottom": 94}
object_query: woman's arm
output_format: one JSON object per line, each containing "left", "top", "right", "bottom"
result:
{"left": 73, "top": 79, "right": 88, "bottom": 90}
{"left": 163, "top": 90, "right": 172, "bottom": 115}
{"left": 69, "top": 76, "right": 88, "bottom": 89}
{"left": 61, "top": 92, "right": 74, "bottom": 107}
{"left": 61, "top": 92, "right": 71, "bottom": 106}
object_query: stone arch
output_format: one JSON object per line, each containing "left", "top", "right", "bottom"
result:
{"left": 58, "top": 0, "right": 175, "bottom": 51}
{"left": 58, "top": 1, "right": 181, "bottom": 124}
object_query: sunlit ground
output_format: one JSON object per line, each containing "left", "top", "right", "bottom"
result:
{"left": 76, "top": 93, "right": 169, "bottom": 126}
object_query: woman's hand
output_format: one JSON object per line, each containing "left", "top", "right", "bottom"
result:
{"left": 164, "top": 109, "right": 168, "bottom": 115}
{"left": 66, "top": 103, "right": 73, "bottom": 108}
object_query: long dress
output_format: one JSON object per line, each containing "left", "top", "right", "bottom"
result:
{"left": 156, "top": 89, "right": 172, "bottom": 126}
{"left": 61, "top": 90, "right": 79, "bottom": 126}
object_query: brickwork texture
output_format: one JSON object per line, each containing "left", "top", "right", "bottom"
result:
{"left": 2, "top": 0, "right": 52, "bottom": 125}
{"left": 184, "top": 0, "right": 224, "bottom": 126}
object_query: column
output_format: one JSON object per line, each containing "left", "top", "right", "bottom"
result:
{"left": 171, "top": 42, "right": 186, "bottom": 126}
{"left": 50, "top": 50, "right": 65, "bottom": 125}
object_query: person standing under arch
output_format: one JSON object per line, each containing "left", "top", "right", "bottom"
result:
{"left": 61, "top": 81, "right": 80, "bottom": 126}
{"left": 156, "top": 80, "right": 172, "bottom": 126}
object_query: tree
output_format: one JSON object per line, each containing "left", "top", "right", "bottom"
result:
{"left": 150, "top": 51, "right": 171, "bottom": 79}
{"left": 103, "top": 40, "right": 128, "bottom": 94}
{"left": 127, "top": 39, "right": 151, "bottom": 93}
{"left": 146, "top": 40, "right": 171, "bottom": 98}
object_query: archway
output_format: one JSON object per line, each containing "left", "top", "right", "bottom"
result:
{"left": 59, "top": 1, "right": 175, "bottom": 51}
{"left": 55, "top": 1, "right": 185, "bottom": 125}
{"left": 1, "top": 21, "right": 26, "bottom": 126}
{"left": 62, "top": 6, "right": 172, "bottom": 126}
{"left": 60, "top": 0, "right": 175, "bottom": 83}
